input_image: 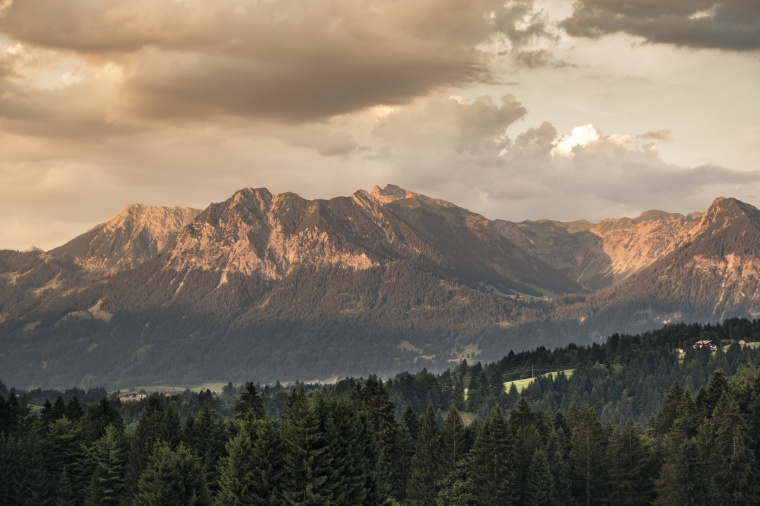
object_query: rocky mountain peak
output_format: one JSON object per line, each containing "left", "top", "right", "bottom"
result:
{"left": 693, "top": 196, "right": 760, "bottom": 237}
{"left": 50, "top": 204, "right": 201, "bottom": 274}
{"left": 633, "top": 209, "right": 684, "bottom": 223}
{"left": 370, "top": 184, "right": 417, "bottom": 204}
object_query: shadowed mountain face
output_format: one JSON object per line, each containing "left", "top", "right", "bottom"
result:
{"left": 1, "top": 187, "right": 759, "bottom": 390}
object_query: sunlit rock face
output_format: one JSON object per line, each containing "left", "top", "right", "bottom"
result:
{"left": 51, "top": 204, "right": 201, "bottom": 275}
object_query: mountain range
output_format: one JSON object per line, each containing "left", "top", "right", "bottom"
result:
{"left": 2, "top": 185, "right": 759, "bottom": 389}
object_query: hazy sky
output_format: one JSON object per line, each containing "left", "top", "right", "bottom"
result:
{"left": 1, "top": 0, "right": 759, "bottom": 250}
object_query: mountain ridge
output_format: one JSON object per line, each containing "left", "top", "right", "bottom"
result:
{"left": 2, "top": 185, "right": 759, "bottom": 389}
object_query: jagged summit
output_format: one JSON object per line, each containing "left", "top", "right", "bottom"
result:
{"left": 692, "top": 196, "right": 760, "bottom": 237}
{"left": 4, "top": 185, "right": 760, "bottom": 389}
{"left": 634, "top": 209, "right": 685, "bottom": 223}
{"left": 50, "top": 203, "right": 201, "bottom": 274}
{"left": 370, "top": 184, "right": 415, "bottom": 203}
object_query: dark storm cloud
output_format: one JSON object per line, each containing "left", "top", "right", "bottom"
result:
{"left": 1, "top": 0, "right": 552, "bottom": 124}
{"left": 562, "top": 0, "right": 760, "bottom": 51}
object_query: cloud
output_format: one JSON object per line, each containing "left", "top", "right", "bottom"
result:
{"left": 561, "top": 0, "right": 760, "bottom": 52}
{"left": 371, "top": 115, "right": 760, "bottom": 223}
{"left": 0, "top": 0, "right": 553, "bottom": 124}
{"left": 638, "top": 130, "right": 672, "bottom": 141}
{"left": 374, "top": 95, "right": 527, "bottom": 155}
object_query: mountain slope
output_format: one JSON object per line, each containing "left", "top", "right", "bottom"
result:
{"left": 562, "top": 197, "right": 760, "bottom": 335}
{"left": 50, "top": 204, "right": 201, "bottom": 275}
{"left": 494, "top": 209, "right": 701, "bottom": 290}
{"left": 2, "top": 187, "right": 760, "bottom": 390}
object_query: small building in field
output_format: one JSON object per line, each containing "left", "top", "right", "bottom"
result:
{"left": 118, "top": 392, "right": 147, "bottom": 402}
{"left": 693, "top": 339, "right": 718, "bottom": 351}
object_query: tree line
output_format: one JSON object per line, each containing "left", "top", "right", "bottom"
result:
{"left": 2, "top": 319, "right": 760, "bottom": 504}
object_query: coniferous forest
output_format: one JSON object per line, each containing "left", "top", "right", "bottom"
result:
{"left": 2, "top": 319, "right": 760, "bottom": 505}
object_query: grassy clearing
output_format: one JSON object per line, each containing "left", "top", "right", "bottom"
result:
{"left": 503, "top": 369, "right": 574, "bottom": 393}
{"left": 133, "top": 382, "right": 229, "bottom": 394}
{"left": 458, "top": 410, "right": 477, "bottom": 427}
{"left": 56, "top": 299, "right": 113, "bottom": 326}
{"left": 399, "top": 340, "right": 422, "bottom": 353}
{"left": 721, "top": 341, "right": 760, "bottom": 352}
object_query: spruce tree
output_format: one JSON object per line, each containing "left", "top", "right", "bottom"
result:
{"left": 135, "top": 442, "right": 210, "bottom": 506}
{"left": 325, "top": 397, "right": 367, "bottom": 505}
{"left": 126, "top": 396, "right": 166, "bottom": 498}
{"left": 83, "top": 424, "right": 128, "bottom": 506}
{"left": 216, "top": 418, "right": 287, "bottom": 506}
{"left": 606, "top": 420, "right": 652, "bottom": 505}
{"left": 215, "top": 426, "right": 256, "bottom": 505}
{"left": 708, "top": 393, "right": 759, "bottom": 505}
{"left": 281, "top": 389, "right": 334, "bottom": 505}
{"left": 524, "top": 448, "right": 559, "bottom": 506}
{"left": 651, "top": 381, "right": 682, "bottom": 436}
{"left": 654, "top": 422, "right": 712, "bottom": 506}
{"left": 436, "top": 457, "right": 476, "bottom": 506}
{"left": 468, "top": 407, "right": 516, "bottom": 506}
{"left": 186, "top": 407, "right": 229, "bottom": 494}
{"left": 440, "top": 404, "right": 467, "bottom": 480}
{"left": 407, "top": 405, "right": 442, "bottom": 506}
{"left": 234, "top": 382, "right": 266, "bottom": 422}
{"left": 161, "top": 402, "right": 183, "bottom": 450}
{"left": 55, "top": 466, "right": 78, "bottom": 506}
{"left": 353, "top": 377, "right": 398, "bottom": 499}
{"left": 249, "top": 418, "right": 288, "bottom": 505}
{"left": 568, "top": 406, "right": 609, "bottom": 505}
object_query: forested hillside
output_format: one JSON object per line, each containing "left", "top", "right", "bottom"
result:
{"left": 2, "top": 319, "right": 760, "bottom": 504}
{"left": 5, "top": 188, "right": 760, "bottom": 390}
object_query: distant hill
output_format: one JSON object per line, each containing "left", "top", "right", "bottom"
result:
{"left": 2, "top": 186, "right": 760, "bottom": 389}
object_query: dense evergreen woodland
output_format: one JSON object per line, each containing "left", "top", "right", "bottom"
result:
{"left": 3, "top": 319, "right": 760, "bottom": 504}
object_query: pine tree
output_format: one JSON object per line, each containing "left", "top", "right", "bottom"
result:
{"left": 83, "top": 424, "right": 128, "bottom": 506}
{"left": 468, "top": 407, "right": 516, "bottom": 506}
{"left": 0, "top": 432, "right": 53, "bottom": 505}
{"left": 135, "top": 442, "right": 210, "bottom": 506}
{"left": 249, "top": 418, "right": 288, "bottom": 505}
{"left": 524, "top": 448, "right": 559, "bottom": 506}
{"left": 654, "top": 422, "right": 712, "bottom": 506}
{"left": 407, "top": 405, "right": 442, "bottom": 506}
{"left": 394, "top": 418, "right": 416, "bottom": 504}
{"left": 698, "top": 369, "right": 728, "bottom": 419}
{"left": 651, "top": 381, "right": 682, "bottom": 436}
{"left": 186, "top": 407, "right": 229, "bottom": 494}
{"left": 234, "top": 382, "right": 266, "bottom": 422}
{"left": 82, "top": 398, "right": 123, "bottom": 443}
{"left": 324, "top": 397, "right": 367, "bottom": 505}
{"left": 44, "top": 416, "right": 86, "bottom": 497}
{"left": 440, "top": 405, "right": 467, "bottom": 480}
{"left": 65, "top": 397, "right": 84, "bottom": 421}
{"left": 161, "top": 402, "right": 183, "bottom": 450}
{"left": 281, "top": 389, "right": 334, "bottom": 505}
{"left": 708, "top": 393, "right": 759, "bottom": 505}
{"left": 215, "top": 426, "right": 257, "bottom": 505}
{"left": 353, "top": 377, "right": 398, "bottom": 499}
{"left": 216, "top": 418, "right": 286, "bottom": 506}
{"left": 436, "top": 457, "right": 476, "bottom": 506}
{"left": 606, "top": 420, "right": 652, "bottom": 505}
{"left": 55, "top": 466, "right": 78, "bottom": 506}
{"left": 52, "top": 396, "right": 67, "bottom": 421}
{"left": 402, "top": 404, "right": 420, "bottom": 442}
{"left": 568, "top": 406, "right": 609, "bottom": 505}
{"left": 126, "top": 395, "right": 166, "bottom": 498}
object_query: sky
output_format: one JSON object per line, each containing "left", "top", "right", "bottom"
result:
{"left": 1, "top": 0, "right": 759, "bottom": 250}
